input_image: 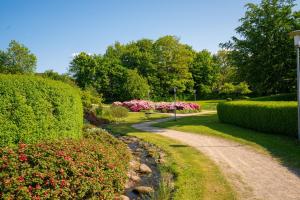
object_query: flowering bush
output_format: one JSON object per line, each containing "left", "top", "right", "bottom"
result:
{"left": 113, "top": 100, "right": 200, "bottom": 112}
{"left": 0, "top": 127, "right": 130, "bottom": 199}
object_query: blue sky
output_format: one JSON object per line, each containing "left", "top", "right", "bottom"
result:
{"left": 0, "top": 0, "right": 298, "bottom": 73}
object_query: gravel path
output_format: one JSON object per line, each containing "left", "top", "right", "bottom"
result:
{"left": 132, "top": 111, "right": 300, "bottom": 200}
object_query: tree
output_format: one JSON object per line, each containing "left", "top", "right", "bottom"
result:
{"left": 152, "top": 36, "right": 195, "bottom": 98}
{"left": 123, "top": 69, "right": 150, "bottom": 100}
{"left": 0, "top": 40, "right": 37, "bottom": 74}
{"left": 222, "top": 0, "right": 300, "bottom": 94}
{"left": 40, "top": 70, "right": 75, "bottom": 86}
{"left": 190, "top": 50, "right": 220, "bottom": 97}
{"left": 69, "top": 52, "right": 98, "bottom": 89}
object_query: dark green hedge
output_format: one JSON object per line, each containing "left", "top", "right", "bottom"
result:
{"left": 251, "top": 93, "right": 296, "bottom": 101}
{"left": 0, "top": 74, "right": 83, "bottom": 146}
{"left": 217, "top": 101, "right": 297, "bottom": 137}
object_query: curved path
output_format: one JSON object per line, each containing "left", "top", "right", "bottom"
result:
{"left": 132, "top": 112, "right": 300, "bottom": 200}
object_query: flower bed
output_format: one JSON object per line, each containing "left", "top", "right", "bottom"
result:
{"left": 0, "top": 127, "right": 130, "bottom": 199}
{"left": 113, "top": 100, "right": 200, "bottom": 112}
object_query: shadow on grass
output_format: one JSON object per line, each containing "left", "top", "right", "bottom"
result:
{"left": 155, "top": 113, "right": 300, "bottom": 175}
{"left": 169, "top": 144, "right": 189, "bottom": 148}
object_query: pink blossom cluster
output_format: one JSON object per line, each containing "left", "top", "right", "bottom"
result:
{"left": 113, "top": 100, "right": 200, "bottom": 112}
{"left": 112, "top": 100, "right": 155, "bottom": 112}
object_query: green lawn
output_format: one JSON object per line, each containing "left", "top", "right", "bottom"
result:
{"left": 187, "top": 100, "right": 225, "bottom": 110}
{"left": 106, "top": 113, "right": 237, "bottom": 200}
{"left": 154, "top": 112, "right": 300, "bottom": 169}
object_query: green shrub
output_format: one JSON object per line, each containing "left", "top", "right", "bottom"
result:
{"left": 217, "top": 101, "right": 297, "bottom": 136}
{"left": 81, "top": 87, "right": 102, "bottom": 110}
{"left": 251, "top": 93, "right": 296, "bottom": 101}
{"left": 0, "top": 74, "right": 83, "bottom": 146}
{"left": 0, "top": 127, "right": 130, "bottom": 199}
{"left": 98, "top": 106, "right": 129, "bottom": 122}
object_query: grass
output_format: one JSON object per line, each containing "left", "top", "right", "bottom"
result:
{"left": 187, "top": 100, "right": 225, "bottom": 110}
{"left": 106, "top": 112, "right": 237, "bottom": 200}
{"left": 154, "top": 112, "right": 300, "bottom": 169}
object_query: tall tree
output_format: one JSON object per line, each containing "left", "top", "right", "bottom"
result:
{"left": 222, "top": 0, "right": 300, "bottom": 94}
{"left": 152, "top": 36, "right": 195, "bottom": 98}
{"left": 0, "top": 40, "right": 37, "bottom": 74}
{"left": 190, "top": 50, "right": 220, "bottom": 97}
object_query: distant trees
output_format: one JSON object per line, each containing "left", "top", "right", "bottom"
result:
{"left": 222, "top": 0, "right": 300, "bottom": 95}
{"left": 0, "top": 40, "right": 37, "bottom": 74}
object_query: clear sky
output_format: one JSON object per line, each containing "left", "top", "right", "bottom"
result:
{"left": 1, "top": 0, "right": 298, "bottom": 73}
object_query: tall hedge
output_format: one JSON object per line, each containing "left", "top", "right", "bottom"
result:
{"left": 0, "top": 74, "right": 83, "bottom": 146}
{"left": 217, "top": 101, "right": 297, "bottom": 137}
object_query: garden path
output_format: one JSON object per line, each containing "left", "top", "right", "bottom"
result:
{"left": 132, "top": 111, "right": 300, "bottom": 200}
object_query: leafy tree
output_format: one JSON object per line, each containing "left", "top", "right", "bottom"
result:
{"left": 190, "top": 50, "right": 220, "bottom": 97}
{"left": 222, "top": 0, "right": 300, "bottom": 94}
{"left": 123, "top": 69, "right": 150, "bottom": 100}
{"left": 0, "top": 40, "right": 37, "bottom": 74}
{"left": 40, "top": 70, "right": 75, "bottom": 86}
{"left": 235, "top": 82, "right": 252, "bottom": 95}
{"left": 152, "top": 36, "right": 195, "bottom": 98}
{"left": 69, "top": 52, "right": 98, "bottom": 89}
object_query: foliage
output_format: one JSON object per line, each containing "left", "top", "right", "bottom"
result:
{"left": 251, "top": 93, "right": 296, "bottom": 101}
{"left": 69, "top": 36, "right": 196, "bottom": 101}
{"left": 98, "top": 106, "right": 129, "bottom": 122}
{"left": 190, "top": 50, "right": 220, "bottom": 97}
{"left": 39, "top": 70, "right": 75, "bottom": 86}
{"left": 0, "top": 127, "right": 130, "bottom": 199}
{"left": 123, "top": 69, "right": 150, "bottom": 100}
{"left": 114, "top": 100, "right": 200, "bottom": 112}
{"left": 221, "top": 0, "right": 300, "bottom": 94}
{"left": 0, "top": 40, "right": 37, "bottom": 74}
{"left": 80, "top": 86, "right": 102, "bottom": 110}
{"left": 217, "top": 101, "right": 297, "bottom": 136}
{"left": 0, "top": 74, "right": 83, "bottom": 147}
{"left": 219, "top": 82, "right": 251, "bottom": 97}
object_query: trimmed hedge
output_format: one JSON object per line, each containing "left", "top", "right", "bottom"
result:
{"left": 217, "top": 101, "right": 297, "bottom": 136}
{"left": 0, "top": 127, "right": 130, "bottom": 199}
{"left": 0, "top": 74, "right": 83, "bottom": 146}
{"left": 251, "top": 93, "right": 296, "bottom": 101}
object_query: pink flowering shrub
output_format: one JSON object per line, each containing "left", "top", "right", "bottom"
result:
{"left": 113, "top": 100, "right": 200, "bottom": 112}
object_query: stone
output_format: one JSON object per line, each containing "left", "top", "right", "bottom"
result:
{"left": 139, "top": 164, "right": 152, "bottom": 174}
{"left": 130, "top": 174, "right": 141, "bottom": 182}
{"left": 120, "top": 195, "right": 130, "bottom": 200}
{"left": 133, "top": 186, "right": 154, "bottom": 194}
{"left": 130, "top": 160, "right": 140, "bottom": 170}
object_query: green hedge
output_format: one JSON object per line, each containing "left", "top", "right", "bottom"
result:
{"left": 0, "top": 74, "right": 83, "bottom": 146}
{"left": 217, "top": 101, "right": 297, "bottom": 136}
{"left": 251, "top": 93, "right": 296, "bottom": 101}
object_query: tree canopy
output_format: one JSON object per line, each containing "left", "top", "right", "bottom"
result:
{"left": 0, "top": 40, "right": 37, "bottom": 74}
{"left": 222, "top": 0, "right": 300, "bottom": 95}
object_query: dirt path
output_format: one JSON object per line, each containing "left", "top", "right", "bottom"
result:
{"left": 132, "top": 111, "right": 300, "bottom": 200}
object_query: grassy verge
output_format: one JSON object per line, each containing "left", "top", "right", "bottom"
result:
{"left": 154, "top": 112, "right": 300, "bottom": 169}
{"left": 187, "top": 100, "right": 225, "bottom": 110}
{"left": 106, "top": 113, "right": 237, "bottom": 200}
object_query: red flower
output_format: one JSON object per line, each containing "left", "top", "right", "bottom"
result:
{"left": 35, "top": 184, "right": 41, "bottom": 190}
{"left": 60, "top": 179, "right": 67, "bottom": 188}
{"left": 19, "top": 143, "right": 27, "bottom": 149}
{"left": 28, "top": 185, "right": 33, "bottom": 192}
{"left": 18, "top": 176, "right": 25, "bottom": 182}
{"left": 19, "top": 154, "right": 28, "bottom": 162}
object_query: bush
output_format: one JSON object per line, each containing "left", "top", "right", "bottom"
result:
{"left": 98, "top": 106, "right": 129, "bottom": 122}
{"left": 251, "top": 93, "right": 296, "bottom": 101}
{"left": 0, "top": 74, "right": 83, "bottom": 146}
{"left": 217, "top": 101, "right": 297, "bottom": 136}
{"left": 81, "top": 87, "right": 102, "bottom": 110}
{"left": 0, "top": 127, "right": 130, "bottom": 199}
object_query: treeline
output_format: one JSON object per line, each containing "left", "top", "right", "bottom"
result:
{"left": 1, "top": 0, "right": 299, "bottom": 102}
{"left": 68, "top": 37, "right": 251, "bottom": 102}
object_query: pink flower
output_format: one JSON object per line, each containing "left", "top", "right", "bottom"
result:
{"left": 19, "top": 154, "right": 28, "bottom": 162}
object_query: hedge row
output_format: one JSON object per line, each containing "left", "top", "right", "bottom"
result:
{"left": 217, "top": 101, "right": 297, "bottom": 137}
{"left": 0, "top": 74, "right": 83, "bottom": 146}
{"left": 0, "top": 127, "right": 130, "bottom": 199}
{"left": 251, "top": 93, "right": 296, "bottom": 101}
